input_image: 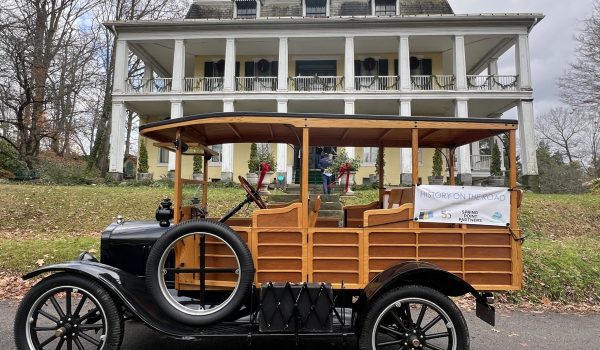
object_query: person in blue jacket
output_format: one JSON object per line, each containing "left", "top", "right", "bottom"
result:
{"left": 319, "top": 153, "right": 333, "bottom": 194}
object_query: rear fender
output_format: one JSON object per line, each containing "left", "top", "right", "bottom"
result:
{"left": 23, "top": 256, "right": 208, "bottom": 338}
{"left": 356, "top": 261, "right": 495, "bottom": 326}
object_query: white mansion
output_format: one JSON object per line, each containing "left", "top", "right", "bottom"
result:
{"left": 107, "top": 0, "right": 542, "bottom": 189}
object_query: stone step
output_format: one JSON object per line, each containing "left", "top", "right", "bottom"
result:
{"left": 318, "top": 210, "right": 344, "bottom": 218}
{"left": 310, "top": 194, "right": 340, "bottom": 202}
{"left": 267, "top": 193, "right": 299, "bottom": 203}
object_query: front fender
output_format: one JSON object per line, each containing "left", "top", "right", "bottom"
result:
{"left": 22, "top": 257, "right": 207, "bottom": 338}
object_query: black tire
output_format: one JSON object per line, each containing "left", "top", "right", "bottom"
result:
{"left": 14, "top": 273, "right": 123, "bottom": 350}
{"left": 357, "top": 285, "right": 469, "bottom": 350}
{"left": 145, "top": 220, "right": 254, "bottom": 326}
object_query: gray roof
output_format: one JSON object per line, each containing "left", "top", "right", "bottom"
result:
{"left": 185, "top": 0, "right": 454, "bottom": 20}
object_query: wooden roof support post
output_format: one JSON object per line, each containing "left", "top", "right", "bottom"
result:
{"left": 202, "top": 155, "right": 209, "bottom": 208}
{"left": 449, "top": 148, "right": 456, "bottom": 185}
{"left": 378, "top": 147, "right": 385, "bottom": 205}
{"left": 508, "top": 129, "right": 518, "bottom": 226}
{"left": 302, "top": 128, "right": 309, "bottom": 228}
{"left": 411, "top": 128, "right": 419, "bottom": 186}
{"left": 174, "top": 128, "right": 183, "bottom": 224}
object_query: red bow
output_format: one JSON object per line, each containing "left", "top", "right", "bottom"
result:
{"left": 257, "top": 162, "right": 271, "bottom": 189}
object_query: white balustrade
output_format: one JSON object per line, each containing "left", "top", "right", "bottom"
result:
{"left": 236, "top": 77, "right": 277, "bottom": 92}
{"left": 288, "top": 76, "right": 344, "bottom": 92}
{"left": 411, "top": 75, "right": 455, "bottom": 91}
{"left": 354, "top": 76, "right": 399, "bottom": 91}
{"left": 184, "top": 77, "right": 224, "bottom": 92}
{"left": 467, "top": 75, "right": 519, "bottom": 91}
{"left": 126, "top": 78, "right": 172, "bottom": 93}
{"left": 471, "top": 155, "right": 492, "bottom": 171}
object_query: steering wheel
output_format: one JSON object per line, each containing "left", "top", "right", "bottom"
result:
{"left": 239, "top": 176, "right": 267, "bottom": 209}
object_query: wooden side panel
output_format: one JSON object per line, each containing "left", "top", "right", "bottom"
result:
{"left": 309, "top": 228, "right": 363, "bottom": 289}
{"left": 344, "top": 201, "right": 379, "bottom": 228}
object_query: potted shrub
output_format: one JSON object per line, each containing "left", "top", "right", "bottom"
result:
{"left": 328, "top": 148, "right": 360, "bottom": 194}
{"left": 137, "top": 139, "right": 153, "bottom": 181}
{"left": 246, "top": 143, "right": 260, "bottom": 185}
{"left": 192, "top": 154, "right": 203, "bottom": 181}
{"left": 488, "top": 142, "right": 505, "bottom": 186}
{"left": 256, "top": 146, "right": 276, "bottom": 193}
{"left": 428, "top": 149, "right": 445, "bottom": 185}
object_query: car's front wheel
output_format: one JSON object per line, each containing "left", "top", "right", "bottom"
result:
{"left": 357, "top": 285, "right": 469, "bottom": 350}
{"left": 14, "top": 273, "right": 123, "bottom": 350}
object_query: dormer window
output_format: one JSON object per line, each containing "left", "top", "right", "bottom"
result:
{"left": 235, "top": 0, "right": 258, "bottom": 19}
{"left": 304, "top": 0, "right": 328, "bottom": 18}
{"left": 374, "top": 0, "right": 397, "bottom": 16}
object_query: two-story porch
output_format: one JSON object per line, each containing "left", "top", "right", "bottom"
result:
{"left": 107, "top": 14, "right": 541, "bottom": 189}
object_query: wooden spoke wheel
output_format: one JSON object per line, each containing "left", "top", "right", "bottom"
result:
{"left": 14, "top": 274, "right": 122, "bottom": 350}
{"left": 239, "top": 175, "right": 267, "bottom": 209}
{"left": 145, "top": 220, "right": 254, "bottom": 326}
{"left": 358, "top": 285, "right": 469, "bottom": 350}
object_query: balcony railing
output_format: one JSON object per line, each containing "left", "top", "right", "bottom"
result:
{"left": 184, "top": 77, "right": 224, "bottom": 92}
{"left": 467, "top": 75, "right": 519, "bottom": 91}
{"left": 288, "top": 76, "right": 344, "bottom": 92}
{"left": 411, "top": 75, "right": 455, "bottom": 91}
{"left": 124, "top": 74, "right": 521, "bottom": 93}
{"left": 355, "top": 76, "right": 398, "bottom": 91}
{"left": 236, "top": 77, "right": 277, "bottom": 92}
{"left": 471, "top": 155, "right": 492, "bottom": 171}
{"left": 126, "top": 78, "right": 172, "bottom": 93}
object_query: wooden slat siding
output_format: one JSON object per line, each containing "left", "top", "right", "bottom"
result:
{"left": 174, "top": 128, "right": 183, "bottom": 224}
{"left": 309, "top": 228, "right": 363, "bottom": 289}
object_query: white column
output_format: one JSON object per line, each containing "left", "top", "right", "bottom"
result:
{"left": 223, "top": 38, "right": 236, "bottom": 92}
{"left": 172, "top": 39, "right": 186, "bottom": 92}
{"left": 400, "top": 99, "right": 412, "bottom": 185}
{"left": 108, "top": 101, "right": 127, "bottom": 177}
{"left": 344, "top": 98, "right": 356, "bottom": 158}
{"left": 167, "top": 100, "right": 184, "bottom": 171}
{"left": 495, "top": 136, "right": 507, "bottom": 174}
{"left": 113, "top": 40, "right": 129, "bottom": 93}
{"left": 488, "top": 59, "right": 499, "bottom": 76}
{"left": 515, "top": 34, "right": 532, "bottom": 90}
{"left": 455, "top": 99, "right": 472, "bottom": 184}
{"left": 143, "top": 64, "right": 153, "bottom": 92}
{"left": 276, "top": 98, "right": 290, "bottom": 183}
{"left": 278, "top": 38, "right": 289, "bottom": 91}
{"left": 221, "top": 98, "right": 235, "bottom": 181}
{"left": 398, "top": 36, "right": 411, "bottom": 92}
{"left": 344, "top": 36, "right": 355, "bottom": 91}
{"left": 518, "top": 100, "right": 538, "bottom": 176}
{"left": 453, "top": 35, "right": 467, "bottom": 91}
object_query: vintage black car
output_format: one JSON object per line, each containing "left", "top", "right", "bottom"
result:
{"left": 14, "top": 112, "right": 525, "bottom": 350}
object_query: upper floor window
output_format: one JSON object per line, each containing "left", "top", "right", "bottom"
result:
{"left": 235, "top": 0, "right": 258, "bottom": 18}
{"left": 305, "top": 0, "right": 328, "bottom": 17}
{"left": 374, "top": 0, "right": 396, "bottom": 16}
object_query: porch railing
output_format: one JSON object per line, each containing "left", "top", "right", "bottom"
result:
{"left": 355, "top": 76, "right": 399, "bottom": 91}
{"left": 467, "top": 75, "right": 519, "bottom": 91}
{"left": 411, "top": 75, "right": 455, "bottom": 91}
{"left": 471, "top": 155, "right": 492, "bottom": 171}
{"left": 126, "top": 78, "right": 172, "bottom": 93}
{"left": 184, "top": 77, "right": 224, "bottom": 92}
{"left": 288, "top": 76, "right": 344, "bottom": 92}
{"left": 236, "top": 77, "right": 277, "bottom": 92}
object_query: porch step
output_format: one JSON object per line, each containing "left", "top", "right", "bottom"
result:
{"left": 268, "top": 193, "right": 299, "bottom": 203}
{"left": 318, "top": 209, "right": 344, "bottom": 218}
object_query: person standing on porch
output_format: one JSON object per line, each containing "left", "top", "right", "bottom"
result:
{"left": 320, "top": 153, "right": 333, "bottom": 194}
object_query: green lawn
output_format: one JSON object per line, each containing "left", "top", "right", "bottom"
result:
{"left": 1, "top": 184, "right": 598, "bottom": 304}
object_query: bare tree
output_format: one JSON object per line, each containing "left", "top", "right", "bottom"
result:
{"left": 87, "top": 0, "right": 190, "bottom": 174}
{"left": 535, "top": 107, "right": 587, "bottom": 163}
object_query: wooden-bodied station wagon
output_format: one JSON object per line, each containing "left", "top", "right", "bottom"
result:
{"left": 14, "top": 112, "right": 524, "bottom": 350}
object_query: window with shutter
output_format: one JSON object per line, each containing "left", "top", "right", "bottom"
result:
{"left": 375, "top": 0, "right": 396, "bottom": 16}
{"left": 305, "top": 0, "right": 327, "bottom": 17}
{"left": 236, "top": 0, "right": 257, "bottom": 18}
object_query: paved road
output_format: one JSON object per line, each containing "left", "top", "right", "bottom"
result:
{"left": 3, "top": 301, "right": 599, "bottom": 349}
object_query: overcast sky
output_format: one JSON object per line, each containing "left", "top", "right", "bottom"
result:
{"left": 448, "top": 0, "right": 595, "bottom": 118}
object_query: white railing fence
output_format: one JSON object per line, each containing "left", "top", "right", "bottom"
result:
{"left": 184, "top": 77, "right": 224, "bottom": 92}
{"left": 288, "top": 76, "right": 344, "bottom": 92}
{"left": 126, "top": 78, "right": 172, "bottom": 93}
{"left": 236, "top": 77, "right": 277, "bottom": 92}
{"left": 471, "top": 155, "right": 492, "bottom": 171}
{"left": 467, "top": 75, "right": 519, "bottom": 91}
{"left": 411, "top": 75, "right": 455, "bottom": 91}
{"left": 354, "top": 76, "right": 399, "bottom": 91}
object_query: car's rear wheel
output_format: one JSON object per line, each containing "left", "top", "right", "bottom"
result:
{"left": 14, "top": 273, "right": 123, "bottom": 350}
{"left": 357, "top": 285, "right": 469, "bottom": 350}
{"left": 145, "top": 220, "right": 254, "bottom": 326}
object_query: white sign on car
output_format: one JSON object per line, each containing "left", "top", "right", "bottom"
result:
{"left": 413, "top": 185, "right": 511, "bottom": 227}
